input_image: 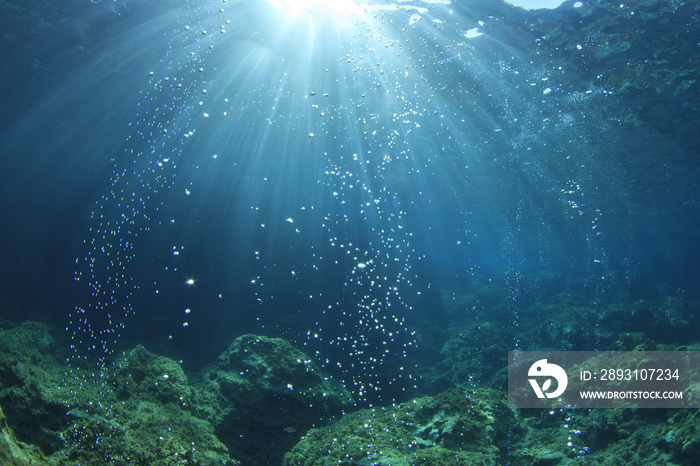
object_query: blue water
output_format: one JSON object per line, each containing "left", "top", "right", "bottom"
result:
{"left": 1, "top": 0, "right": 699, "bottom": 404}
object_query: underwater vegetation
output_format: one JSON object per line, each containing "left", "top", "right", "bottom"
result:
{"left": 1, "top": 276, "right": 700, "bottom": 464}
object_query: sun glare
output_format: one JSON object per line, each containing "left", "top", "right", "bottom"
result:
{"left": 267, "top": 0, "right": 365, "bottom": 21}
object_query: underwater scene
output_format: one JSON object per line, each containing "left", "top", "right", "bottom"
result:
{"left": 1, "top": 0, "right": 700, "bottom": 464}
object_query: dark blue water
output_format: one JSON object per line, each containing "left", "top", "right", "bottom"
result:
{"left": 1, "top": 0, "right": 699, "bottom": 404}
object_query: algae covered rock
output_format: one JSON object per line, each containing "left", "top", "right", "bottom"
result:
{"left": 52, "top": 401, "right": 236, "bottom": 466}
{"left": 0, "top": 323, "right": 237, "bottom": 466}
{"left": 199, "top": 334, "right": 354, "bottom": 465}
{"left": 0, "top": 401, "right": 45, "bottom": 465}
{"left": 211, "top": 334, "right": 353, "bottom": 408}
{"left": 283, "top": 387, "right": 523, "bottom": 465}
{"left": 0, "top": 323, "right": 351, "bottom": 465}
{"left": 0, "top": 321, "right": 72, "bottom": 455}
{"left": 115, "top": 345, "right": 191, "bottom": 405}
{"left": 49, "top": 344, "right": 237, "bottom": 466}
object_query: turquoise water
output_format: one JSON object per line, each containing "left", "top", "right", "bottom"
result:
{"left": 1, "top": 0, "right": 699, "bottom": 462}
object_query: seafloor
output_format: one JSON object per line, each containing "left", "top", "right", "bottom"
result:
{"left": 1, "top": 272, "right": 699, "bottom": 465}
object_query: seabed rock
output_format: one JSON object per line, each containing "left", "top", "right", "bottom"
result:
{"left": 283, "top": 387, "right": 522, "bottom": 466}
{"left": 0, "top": 323, "right": 356, "bottom": 465}
{"left": 0, "top": 321, "right": 71, "bottom": 455}
{"left": 195, "top": 334, "right": 355, "bottom": 465}
{"left": 0, "top": 401, "right": 44, "bottom": 465}
{"left": 2, "top": 318, "right": 700, "bottom": 465}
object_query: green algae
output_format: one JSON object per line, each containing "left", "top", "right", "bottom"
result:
{"left": 283, "top": 388, "right": 522, "bottom": 465}
{"left": 2, "top": 303, "right": 700, "bottom": 466}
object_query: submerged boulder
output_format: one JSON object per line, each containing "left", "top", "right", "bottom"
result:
{"left": 283, "top": 387, "right": 522, "bottom": 465}
{"left": 0, "top": 322, "right": 238, "bottom": 465}
{"left": 210, "top": 334, "right": 353, "bottom": 411}
{"left": 0, "top": 322, "right": 352, "bottom": 465}
{"left": 0, "top": 401, "right": 45, "bottom": 465}
{"left": 197, "top": 334, "right": 354, "bottom": 465}
{"left": 51, "top": 344, "right": 237, "bottom": 466}
{"left": 115, "top": 345, "right": 191, "bottom": 405}
{"left": 0, "top": 321, "right": 71, "bottom": 455}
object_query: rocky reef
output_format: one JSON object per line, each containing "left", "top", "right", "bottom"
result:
{"left": 283, "top": 387, "right": 522, "bottom": 465}
{"left": 0, "top": 281, "right": 699, "bottom": 466}
{"left": 192, "top": 334, "right": 354, "bottom": 464}
{"left": 0, "top": 266, "right": 699, "bottom": 466}
{"left": 282, "top": 387, "right": 700, "bottom": 465}
{"left": 0, "top": 323, "right": 354, "bottom": 465}
{"left": 0, "top": 401, "right": 43, "bottom": 465}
